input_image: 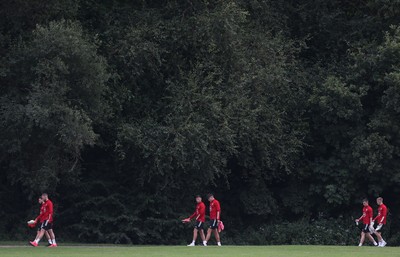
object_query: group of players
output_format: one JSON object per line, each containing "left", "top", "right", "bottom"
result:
{"left": 355, "top": 197, "right": 388, "bottom": 247}
{"left": 27, "top": 193, "right": 388, "bottom": 247}
{"left": 28, "top": 193, "right": 57, "bottom": 247}
{"left": 28, "top": 192, "right": 222, "bottom": 247}
{"left": 182, "top": 193, "right": 223, "bottom": 246}
{"left": 183, "top": 195, "right": 389, "bottom": 247}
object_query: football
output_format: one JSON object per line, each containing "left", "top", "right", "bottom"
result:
{"left": 27, "top": 220, "right": 35, "bottom": 225}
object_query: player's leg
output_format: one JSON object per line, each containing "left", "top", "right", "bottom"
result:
{"left": 188, "top": 221, "right": 204, "bottom": 246}
{"left": 34, "top": 230, "right": 40, "bottom": 241}
{"left": 33, "top": 229, "right": 47, "bottom": 242}
{"left": 366, "top": 231, "right": 378, "bottom": 246}
{"left": 213, "top": 229, "right": 221, "bottom": 246}
{"left": 205, "top": 228, "right": 212, "bottom": 241}
{"left": 205, "top": 219, "right": 218, "bottom": 243}
{"left": 32, "top": 223, "right": 56, "bottom": 247}
{"left": 205, "top": 219, "right": 220, "bottom": 246}
{"left": 374, "top": 231, "right": 383, "bottom": 243}
{"left": 187, "top": 228, "right": 198, "bottom": 246}
{"left": 37, "top": 229, "right": 46, "bottom": 241}
{"left": 34, "top": 223, "right": 42, "bottom": 241}
{"left": 374, "top": 225, "right": 386, "bottom": 247}
{"left": 368, "top": 224, "right": 378, "bottom": 245}
{"left": 366, "top": 234, "right": 377, "bottom": 245}
{"left": 205, "top": 228, "right": 212, "bottom": 242}
{"left": 365, "top": 227, "right": 378, "bottom": 246}
{"left": 196, "top": 222, "right": 207, "bottom": 246}
{"left": 199, "top": 228, "right": 206, "bottom": 243}
{"left": 44, "top": 231, "right": 53, "bottom": 245}
{"left": 359, "top": 231, "right": 365, "bottom": 246}
{"left": 193, "top": 228, "right": 198, "bottom": 241}
{"left": 30, "top": 227, "right": 45, "bottom": 247}
{"left": 47, "top": 227, "right": 57, "bottom": 247}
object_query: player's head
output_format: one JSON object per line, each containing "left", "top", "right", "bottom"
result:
{"left": 377, "top": 197, "right": 383, "bottom": 205}
{"left": 41, "top": 193, "right": 49, "bottom": 201}
{"left": 362, "top": 198, "right": 369, "bottom": 206}
{"left": 38, "top": 197, "right": 43, "bottom": 204}
{"left": 195, "top": 195, "right": 202, "bottom": 203}
{"left": 207, "top": 193, "right": 214, "bottom": 202}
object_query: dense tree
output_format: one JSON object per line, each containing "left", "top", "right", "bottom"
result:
{"left": 0, "top": 0, "right": 400, "bottom": 245}
{"left": 0, "top": 20, "right": 109, "bottom": 193}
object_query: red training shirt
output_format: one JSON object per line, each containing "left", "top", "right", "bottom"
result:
{"left": 189, "top": 202, "right": 206, "bottom": 222}
{"left": 373, "top": 204, "right": 388, "bottom": 224}
{"left": 35, "top": 203, "right": 46, "bottom": 223}
{"left": 209, "top": 199, "right": 221, "bottom": 220}
{"left": 362, "top": 205, "right": 373, "bottom": 225}
{"left": 42, "top": 199, "right": 54, "bottom": 223}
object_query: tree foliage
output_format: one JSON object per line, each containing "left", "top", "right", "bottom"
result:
{"left": 0, "top": 0, "right": 400, "bottom": 244}
{"left": 1, "top": 20, "right": 109, "bottom": 193}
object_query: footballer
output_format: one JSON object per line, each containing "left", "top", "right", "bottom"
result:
{"left": 182, "top": 195, "right": 207, "bottom": 246}
{"left": 205, "top": 193, "right": 222, "bottom": 246}
{"left": 355, "top": 199, "right": 378, "bottom": 247}
{"left": 372, "top": 197, "right": 388, "bottom": 247}
{"left": 29, "top": 193, "right": 57, "bottom": 247}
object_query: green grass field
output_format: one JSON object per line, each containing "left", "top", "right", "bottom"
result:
{"left": 0, "top": 245, "right": 398, "bottom": 257}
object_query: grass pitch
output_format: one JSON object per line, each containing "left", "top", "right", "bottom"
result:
{"left": 0, "top": 245, "right": 398, "bottom": 257}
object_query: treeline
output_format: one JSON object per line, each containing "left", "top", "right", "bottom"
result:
{"left": 1, "top": 0, "right": 400, "bottom": 245}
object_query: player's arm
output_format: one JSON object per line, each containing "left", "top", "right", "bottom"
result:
{"left": 369, "top": 209, "right": 373, "bottom": 223}
{"left": 216, "top": 202, "right": 221, "bottom": 221}
{"left": 355, "top": 213, "right": 365, "bottom": 222}
{"left": 34, "top": 213, "right": 41, "bottom": 223}
{"left": 34, "top": 208, "right": 43, "bottom": 223}
{"left": 379, "top": 207, "right": 387, "bottom": 224}
{"left": 188, "top": 212, "right": 200, "bottom": 221}
{"left": 188, "top": 208, "right": 198, "bottom": 220}
{"left": 199, "top": 203, "right": 206, "bottom": 219}
{"left": 369, "top": 209, "right": 374, "bottom": 228}
{"left": 183, "top": 208, "right": 197, "bottom": 223}
{"left": 373, "top": 210, "right": 380, "bottom": 223}
{"left": 45, "top": 202, "right": 53, "bottom": 225}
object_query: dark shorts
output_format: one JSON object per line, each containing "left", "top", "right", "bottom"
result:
{"left": 39, "top": 221, "right": 53, "bottom": 231}
{"left": 194, "top": 221, "right": 204, "bottom": 230}
{"left": 209, "top": 219, "right": 218, "bottom": 229}
{"left": 375, "top": 224, "right": 385, "bottom": 233}
{"left": 361, "top": 224, "right": 371, "bottom": 233}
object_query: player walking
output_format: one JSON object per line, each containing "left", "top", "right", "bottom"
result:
{"left": 355, "top": 199, "right": 378, "bottom": 247}
{"left": 29, "top": 197, "right": 52, "bottom": 246}
{"left": 30, "top": 193, "right": 57, "bottom": 247}
{"left": 372, "top": 197, "right": 388, "bottom": 247}
{"left": 205, "top": 193, "right": 221, "bottom": 246}
{"left": 182, "top": 195, "right": 207, "bottom": 246}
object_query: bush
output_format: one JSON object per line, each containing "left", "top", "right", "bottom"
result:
{"left": 228, "top": 218, "right": 368, "bottom": 246}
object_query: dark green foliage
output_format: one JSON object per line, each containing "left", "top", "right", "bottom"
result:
{"left": 1, "top": 0, "right": 400, "bottom": 245}
{"left": 233, "top": 218, "right": 361, "bottom": 245}
{"left": 1, "top": 20, "right": 109, "bottom": 193}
